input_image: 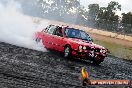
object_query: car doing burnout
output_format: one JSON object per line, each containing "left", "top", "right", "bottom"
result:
{"left": 35, "top": 25, "right": 109, "bottom": 65}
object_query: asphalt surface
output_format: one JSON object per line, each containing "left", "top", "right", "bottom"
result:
{"left": 0, "top": 42, "right": 131, "bottom": 88}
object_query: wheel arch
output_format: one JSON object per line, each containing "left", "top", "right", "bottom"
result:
{"left": 64, "top": 44, "right": 73, "bottom": 58}
{"left": 64, "top": 44, "right": 71, "bottom": 48}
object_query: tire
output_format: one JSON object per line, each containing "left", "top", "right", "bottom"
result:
{"left": 93, "top": 60, "right": 102, "bottom": 65}
{"left": 36, "top": 38, "right": 41, "bottom": 43}
{"left": 64, "top": 45, "right": 72, "bottom": 59}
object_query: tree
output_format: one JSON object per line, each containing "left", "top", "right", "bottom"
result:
{"left": 106, "top": 1, "right": 121, "bottom": 22}
{"left": 88, "top": 4, "right": 99, "bottom": 20}
{"left": 96, "top": 1, "right": 121, "bottom": 31}
{"left": 99, "top": 1, "right": 121, "bottom": 22}
{"left": 121, "top": 12, "right": 132, "bottom": 33}
{"left": 122, "top": 12, "right": 132, "bottom": 25}
{"left": 87, "top": 4, "right": 99, "bottom": 27}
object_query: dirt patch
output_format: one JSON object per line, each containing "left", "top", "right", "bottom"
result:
{"left": 0, "top": 42, "right": 132, "bottom": 88}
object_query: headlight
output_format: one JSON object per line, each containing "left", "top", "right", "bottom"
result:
{"left": 83, "top": 46, "right": 87, "bottom": 50}
{"left": 79, "top": 45, "right": 87, "bottom": 50}
{"left": 79, "top": 45, "right": 83, "bottom": 49}
{"left": 100, "top": 49, "right": 106, "bottom": 53}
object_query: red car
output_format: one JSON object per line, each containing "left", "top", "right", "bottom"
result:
{"left": 35, "top": 25, "right": 108, "bottom": 65}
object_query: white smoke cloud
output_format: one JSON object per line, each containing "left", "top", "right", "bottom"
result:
{"left": 0, "top": 0, "right": 48, "bottom": 52}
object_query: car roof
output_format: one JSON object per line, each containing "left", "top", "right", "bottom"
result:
{"left": 64, "top": 27, "right": 87, "bottom": 33}
{"left": 48, "top": 24, "right": 87, "bottom": 33}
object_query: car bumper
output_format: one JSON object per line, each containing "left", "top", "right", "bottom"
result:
{"left": 72, "top": 50, "right": 107, "bottom": 61}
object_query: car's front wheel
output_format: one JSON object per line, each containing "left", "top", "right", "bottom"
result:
{"left": 93, "top": 55, "right": 104, "bottom": 65}
{"left": 64, "top": 45, "right": 72, "bottom": 58}
{"left": 93, "top": 60, "right": 102, "bottom": 65}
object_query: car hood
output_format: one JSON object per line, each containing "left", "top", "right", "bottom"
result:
{"left": 68, "top": 38, "right": 105, "bottom": 49}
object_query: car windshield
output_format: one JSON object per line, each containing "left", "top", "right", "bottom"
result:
{"left": 65, "top": 28, "right": 92, "bottom": 41}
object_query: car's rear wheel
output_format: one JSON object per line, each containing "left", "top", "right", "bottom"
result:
{"left": 36, "top": 38, "right": 41, "bottom": 43}
{"left": 64, "top": 45, "right": 72, "bottom": 58}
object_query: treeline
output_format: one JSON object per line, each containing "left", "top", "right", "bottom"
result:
{"left": 18, "top": 0, "right": 132, "bottom": 34}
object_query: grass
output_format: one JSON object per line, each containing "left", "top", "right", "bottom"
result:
{"left": 94, "top": 39, "right": 132, "bottom": 60}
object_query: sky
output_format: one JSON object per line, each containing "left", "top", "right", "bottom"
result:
{"left": 80, "top": 0, "right": 132, "bottom": 13}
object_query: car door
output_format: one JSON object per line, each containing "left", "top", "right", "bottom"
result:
{"left": 42, "top": 25, "right": 57, "bottom": 49}
{"left": 52, "top": 27, "right": 65, "bottom": 51}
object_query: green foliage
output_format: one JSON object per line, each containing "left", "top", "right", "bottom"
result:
{"left": 96, "top": 1, "right": 121, "bottom": 31}
{"left": 84, "top": 1, "right": 122, "bottom": 31}
{"left": 121, "top": 12, "right": 132, "bottom": 33}
{"left": 88, "top": 4, "right": 99, "bottom": 20}
{"left": 122, "top": 12, "right": 132, "bottom": 25}
{"left": 107, "top": 1, "right": 121, "bottom": 12}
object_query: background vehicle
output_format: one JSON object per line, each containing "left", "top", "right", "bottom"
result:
{"left": 35, "top": 25, "right": 108, "bottom": 65}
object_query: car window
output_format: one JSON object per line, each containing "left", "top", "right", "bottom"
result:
{"left": 42, "top": 25, "right": 53, "bottom": 32}
{"left": 80, "top": 31, "right": 88, "bottom": 39}
{"left": 65, "top": 28, "right": 69, "bottom": 36}
{"left": 47, "top": 26, "right": 56, "bottom": 34}
{"left": 65, "top": 28, "right": 92, "bottom": 41}
{"left": 65, "top": 28, "right": 80, "bottom": 38}
{"left": 54, "top": 26, "right": 63, "bottom": 37}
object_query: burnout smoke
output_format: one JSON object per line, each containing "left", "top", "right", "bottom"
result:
{"left": 0, "top": 0, "right": 48, "bottom": 52}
